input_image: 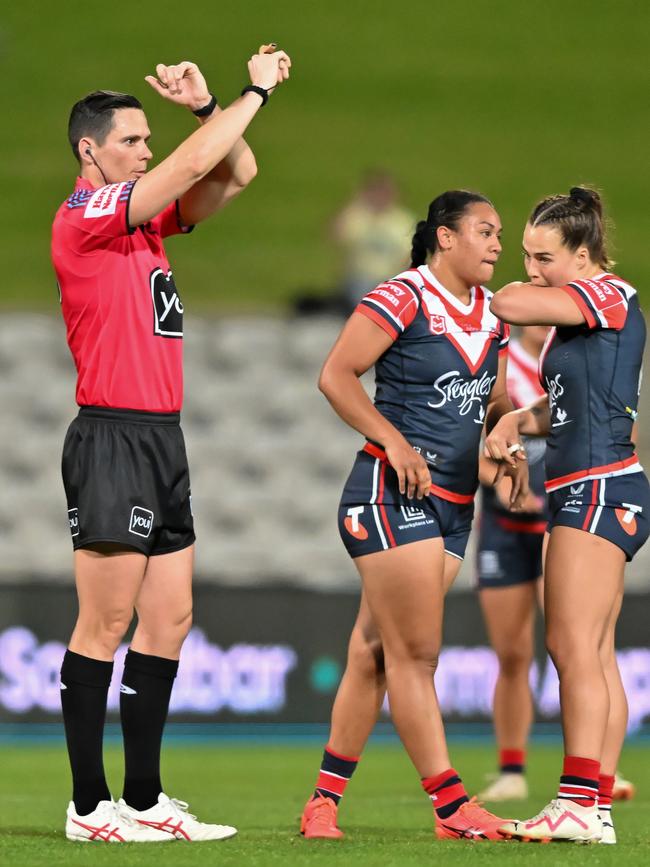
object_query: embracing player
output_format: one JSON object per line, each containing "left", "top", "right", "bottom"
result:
{"left": 52, "top": 48, "right": 290, "bottom": 842}
{"left": 488, "top": 187, "right": 648, "bottom": 844}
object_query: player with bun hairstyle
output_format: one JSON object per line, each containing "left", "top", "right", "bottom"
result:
{"left": 300, "top": 190, "right": 528, "bottom": 841}
{"left": 488, "top": 187, "right": 649, "bottom": 844}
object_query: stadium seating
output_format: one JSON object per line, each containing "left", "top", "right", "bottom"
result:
{"left": 0, "top": 314, "right": 648, "bottom": 590}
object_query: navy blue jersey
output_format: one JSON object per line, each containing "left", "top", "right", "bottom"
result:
{"left": 481, "top": 338, "right": 548, "bottom": 531}
{"left": 356, "top": 265, "right": 509, "bottom": 501}
{"left": 540, "top": 273, "right": 645, "bottom": 492}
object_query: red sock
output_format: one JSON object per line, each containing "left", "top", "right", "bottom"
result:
{"left": 598, "top": 773, "right": 614, "bottom": 815}
{"left": 422, "top": 768, "right": 469, "bottom": 820}
{"left": 558, "top": 756, "right": 600, "bottom": 808}
{"left": 499, "top": 748, "right": 525, "bottom": 774}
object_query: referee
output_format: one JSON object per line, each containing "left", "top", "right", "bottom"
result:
{"left": 51, "top": 47, "right": 291, "bottom": 843}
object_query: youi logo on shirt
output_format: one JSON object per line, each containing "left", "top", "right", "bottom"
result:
{"left": 546, "top": 373, "right": 572, "bottom": 427}
{"left": 150, "top": 268, "right": 184, "bottom": 338}
{"left": 428, "top": 370, "right": 496, "bottom": 419}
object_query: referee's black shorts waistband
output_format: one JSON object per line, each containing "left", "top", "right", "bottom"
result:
{"left": 78, "top": 405, "right": 181, "bottom": 426}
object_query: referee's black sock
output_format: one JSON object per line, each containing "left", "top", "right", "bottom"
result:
{"left": 120, "top": 649, "right": 178, "bottom": 811}
{"left": 60, "top": 650, "right": 113, "bottom": 815}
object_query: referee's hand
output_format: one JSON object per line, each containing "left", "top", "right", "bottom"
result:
{"left": 248, "top": 45, "right": 292, "bottom": 92}
{"left": 145, "top": 61, "right": 212, "bottom": 113}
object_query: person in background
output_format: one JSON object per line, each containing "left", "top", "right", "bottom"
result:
{"left": 332, "top": 171, "right": 415, "bottom": 312}
{"left": 476, "top": 325, "right": 549, "bottom": 802}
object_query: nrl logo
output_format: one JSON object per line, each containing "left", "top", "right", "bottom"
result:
{"left": 429, "top": 314, "right": 447, "bottom": 335}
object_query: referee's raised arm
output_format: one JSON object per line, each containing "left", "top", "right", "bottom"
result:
{"left": 128, "top": 47, "right": 291, "bottom": 228}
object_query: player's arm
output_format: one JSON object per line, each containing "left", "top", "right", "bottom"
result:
{"left": 484, "top": 393, "right": 550, "bottom": 491}
{"left": 484, "top": 352, "right": 529, "bottom": 508}
{"left": 484, "top": 351, "right": 514, "bottom": 435}
{"left": 319, "top": 314, "right": 431, "bottom": 500}
{"left": 489, "top": 282, "right": 586, "bottom": 326}
{"left": 128, "top": 50, "right": 290, "bottom": 228}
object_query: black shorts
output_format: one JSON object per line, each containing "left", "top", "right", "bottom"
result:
{"left": 61, "top": 406, "right": 195, "bottom": 556}
{"left": 476, "top": 509, "right": 544, "bottom": 589}
{"left": 338, "top": 450, "right": 474, "bottom": 560}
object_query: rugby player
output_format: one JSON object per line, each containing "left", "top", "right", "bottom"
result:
{"left": 476, "top": 325, "right": 549, "bottom": 802}
{"left": 300, "top": 191, "right": 528, "bottom": 841}
{"left": 488, "top": 187, "right": 648, "bottom": 844}
{"left": 52, "top": 47, "right": 291, "bottom": 842}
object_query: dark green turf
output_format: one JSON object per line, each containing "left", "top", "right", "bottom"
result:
{"left": 0, "top": 742, "right": 648, "bottom": 864}
{"left": 2, "top": 1, "right": 649, "bottom": 310}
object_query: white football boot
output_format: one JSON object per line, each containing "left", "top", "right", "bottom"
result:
{"left": 118, "top": 792, "right": 237, "bottom": 841}
{"left": 599, "top": 809, "right": 616, "bottom": 844}
{"left": 612, "top": 772, "right": 635, "bottom": 801}
{"left": 478, "top": 772, "right": 528, "bottom": 802}
{"left": 66, "top": 799, "right": 172, "bottom": 842}
{"left": 499, "top": 798, "right": 602, "bottom": 843}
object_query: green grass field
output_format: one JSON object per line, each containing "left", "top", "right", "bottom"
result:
{"left": 1, "top": 740, "right": 648, "bottom": 865}
{"left": 2, "top": 1, "right": 649, "bottom": 310}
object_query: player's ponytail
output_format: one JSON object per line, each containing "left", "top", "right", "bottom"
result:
{"left": 410, "top": 190, "right": 493, "bottom": 268}
{"left": 410, "top": 220, "right": 434, "bottom": 267}
{"left": 530, "top": 186, "right": 612, "bottom": 269}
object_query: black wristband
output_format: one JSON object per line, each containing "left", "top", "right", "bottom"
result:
{"left": 241, "top": 85, "right": 269, "bottom": 106}
{"left": 192, "top": 94, "right": 218, "bottom": 117}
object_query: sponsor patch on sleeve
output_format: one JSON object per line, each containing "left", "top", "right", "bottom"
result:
{"left": 83, "top": 182, "right": 127, "bottom": 219}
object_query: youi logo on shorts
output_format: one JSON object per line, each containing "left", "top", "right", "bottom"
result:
{"left": 150, "top": 268, "right": 184, "bottom": 338}
{"left": 129, "top": 506, "right": 154, "bottom": 538}
{"left": 67, "top": 508, "right": 79, "bottom": 538}
{"left": 427, "top": 370, "right": 496, "bottom": 417}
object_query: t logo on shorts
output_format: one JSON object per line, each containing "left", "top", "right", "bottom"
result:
{"left": 129, "top": 506, "right": 154, "bottom": 538}
{"left": 344, "top": 506, "right": 369, "bottom": 540}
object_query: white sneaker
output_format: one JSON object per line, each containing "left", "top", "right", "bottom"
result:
{"left": 118, "top": 793, "right": 238, "bottom": 841}
{"left": 478, "top": 772, "right": 528, "bottom": 802}
{"left": 66, "top": 799, "right": 173, "bottom": 842}
{"left": 499, "top": 798, "right": 602, "bottom": 843}
{"left": 599, "top": 811, "right": 616, "bottom": 844}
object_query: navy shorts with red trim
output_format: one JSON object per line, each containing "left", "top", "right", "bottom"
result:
{"left": 62, "top": 406, "right": 195, "bottom": 557}
{"left": 476, "top": 508, "right": 544, "bottom": 589}
{"left": 547, "top": 472, "right": 650, "bottom": 561}
{"left": 338, "top": 449, "right": 474, "bottom": 560}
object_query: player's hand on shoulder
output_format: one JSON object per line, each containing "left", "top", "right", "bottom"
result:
{"left": 145, "top": 61, "right": 211, "bottom": 112}
{"left": 247, "top": 43, "right": 292, "bottom": 93}
{"left": 385, "top": 436, "right": 431, "bottom": 501}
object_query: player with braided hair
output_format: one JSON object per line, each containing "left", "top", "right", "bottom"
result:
{"left": 300, "top": 190, "right": 528, "bottom": 842}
